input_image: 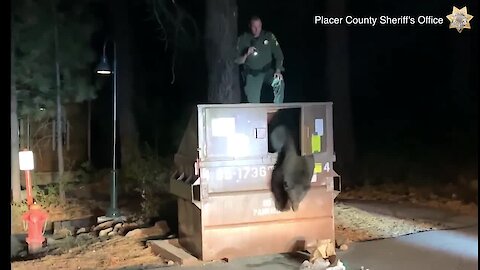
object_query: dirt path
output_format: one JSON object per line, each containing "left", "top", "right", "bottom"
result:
{"left": 12, "top": 236, "right": 165, "bottom": 270}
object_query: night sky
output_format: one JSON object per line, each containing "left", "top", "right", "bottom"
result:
{"left": 89, "top": 0, "right": 478, "bottom": 184}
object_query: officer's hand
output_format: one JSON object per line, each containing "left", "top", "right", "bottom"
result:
{"left": 246, "top": 46, "right": 257, "bottom": 56}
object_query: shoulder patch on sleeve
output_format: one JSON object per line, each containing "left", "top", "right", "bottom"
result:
{"left": 269, "top": 32, "right": 279, "bottom": 46}
{"left": 273, "top": 34, "right": 279, "bottom": 46}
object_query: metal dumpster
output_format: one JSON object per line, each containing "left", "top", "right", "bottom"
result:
{"left": 170, "top": 102, "right": 340, "bottom": 261}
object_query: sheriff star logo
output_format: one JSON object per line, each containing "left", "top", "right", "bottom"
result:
{"left": 446, "top": 6, "right": 474, "bottom": 33}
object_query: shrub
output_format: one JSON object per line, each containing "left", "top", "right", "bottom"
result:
{"left": 123, "top": 145, "right": 173, "bottom": 219}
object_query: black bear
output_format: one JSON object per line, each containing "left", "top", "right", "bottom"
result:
{"left": 269, "top": 113, "right": 315, "bottom": 212}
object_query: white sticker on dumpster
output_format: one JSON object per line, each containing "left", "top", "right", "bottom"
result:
{"left": 315, "top": 118, "right": 324, "bottom": 136}
{"left": 211, "top": 117, "right": 235, "bottom": 137}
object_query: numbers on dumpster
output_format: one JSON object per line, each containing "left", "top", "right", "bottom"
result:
{"left": 217, "top": 165, "right": 274, "bottom": 181}
{"left": 251, "top": 168, "right": 258, "bottom": 178}
{"left": 259, "top": 166, "right": 267, "bottom": 177}
{"left": 323, "top": 162, "right": 330, "bottom": 172}
{"left": 237, "top": 167, "right": 249, "bottom": 179}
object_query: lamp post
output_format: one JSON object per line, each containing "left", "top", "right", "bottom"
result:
{"left": 95, "top": 40, "right": 120, "bottom": 218}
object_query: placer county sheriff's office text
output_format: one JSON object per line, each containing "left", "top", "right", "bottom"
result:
{"left": 313, "top": 15, "right": 444, "bottom": 26}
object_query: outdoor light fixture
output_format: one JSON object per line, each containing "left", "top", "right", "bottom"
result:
{"left": 19, "top": 150, "right": 34, "bottom": 171}
{"left": 95, "top": 55, "right": 112, "bottom": 75}
{"left": 19, "top": 149, "right": 35, "bottom": 207}
{"left": 95, "top": 39, "right": 120, "bottom": 218}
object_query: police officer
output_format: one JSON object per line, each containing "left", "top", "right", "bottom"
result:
{"left": 235, "top": 16, "right": 285, "bottom": 103}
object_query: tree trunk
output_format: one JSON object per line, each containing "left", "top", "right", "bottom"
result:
{"left": 11, "top": 14, "right": 21, "bottom": 203}
{"left": 325, "top": 0, "right": 356, "bottom": 185}
{"left": 52, "top": 0, "right": 65, "bottom": 202}
{"left": 88, "top": 100, "right": 91, "bottom": 163}
{"left": 110, "top": 0, "right": 140, "bottom": 167}
{"left": 205, "top": 0, "right": 241, "bottom": 103}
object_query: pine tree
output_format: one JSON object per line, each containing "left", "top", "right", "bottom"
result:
{"left": 205, "top": 0, "right": 241, "bottom": 103}
{"left": 12, "top": 0, "right": 100, "bottom": 201}
{"left": 11, "top": 5, "right": 21, "bottom": 203}
{"left": 14, "top": 0, "right": 98, "bottom": 118}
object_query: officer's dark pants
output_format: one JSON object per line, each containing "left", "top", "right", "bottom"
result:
{"left": 244, "top": 70, "right": 285, "bottom": 103}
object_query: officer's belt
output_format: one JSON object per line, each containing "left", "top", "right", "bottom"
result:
{"left": 245, "top": 62, "right": 273, "bottom": 76}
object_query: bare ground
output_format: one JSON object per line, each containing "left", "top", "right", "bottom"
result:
{"left": 335, "top": 203, "right": 453, "bottom": 244}
{"left": 12, "top": 236, "right": 166, "bottom": 270}
{"left": 12, "top": 182, "right": 477, "bottom": 269}
{"left": 335, "top": 182, "right": 477, "bottom": 244}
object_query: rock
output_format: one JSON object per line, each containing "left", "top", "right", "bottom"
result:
{"left": 76, "top": 227, "right": 88, "bottom": 235}
{"left": 45, "top": 236, "right": 59, "bottom": 245}
{"left": 339, "top": 244, "right": 348, "bottom": 251}
{"left": 125, "top": 224, "right": 169, "bottom": 239}
{"left": 154, "top": 220, "right": 170, "bottom": 232}
{"left": 19, "top": 250, "right": 28, "bottom": 258}
{"left": 118, "top": 223, "right": 139, "bottom": 236}
{"left": 108, "top": 231, "right": 117, "bottom": 237}
{"left": 167, "top": 260, "right": 175, "bottom": 266}
{"left": 113, "top": 223, "right": 123, "bottom": 232}
{"left": 125, "top": 228, "right": 142, "bottom": 238}
{"left": 134, "top": 218, "right": 148, "bottom": 226}
{"left": 99, "top": 227, "right": 113, "bottom": 237}
{"left": 93, "top": 220, "right": 116, "bottom": 232}
{"left": 53, "top": 228, "right": 73, "bottom": 240}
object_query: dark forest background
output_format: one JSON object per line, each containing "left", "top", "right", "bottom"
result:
{"left": 89, "top": 0, "right": 478, "bottom": 186}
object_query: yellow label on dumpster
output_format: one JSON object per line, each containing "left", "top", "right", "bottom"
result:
{"left": 314, "top": 163, "right": 322, "bottom": 173}
{"left": 311, "top": 135, "right": 321, "bottom": 153}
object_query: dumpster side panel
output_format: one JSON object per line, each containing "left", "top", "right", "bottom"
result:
{"left": 177, "top": 108, "right": 199, "bottom": 161}
{"left": 202, "top": 187, "right": 333, "bottom": 226}
{"left": 201, "top": 204, "right": 334, "bottom": 261}
{"left": 178, "top": 199, "right": 203, "bottom": 259}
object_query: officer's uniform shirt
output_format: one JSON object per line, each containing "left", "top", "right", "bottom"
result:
{"left": 237, "top": 30, "right": 284, "bottom": 72}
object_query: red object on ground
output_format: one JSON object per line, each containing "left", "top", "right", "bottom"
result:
{"left": 22, "top": 204, "right": 48, "bottom": 254}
